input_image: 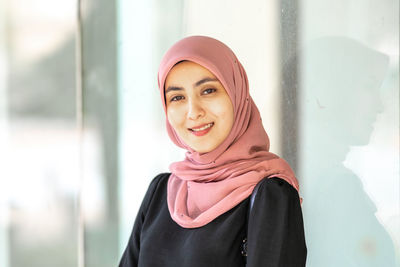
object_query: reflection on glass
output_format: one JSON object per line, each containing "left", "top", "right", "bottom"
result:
{"left": 300, "top": 37, "right": 398, "bottom": 266}
{"left": 298, "top": 1, "right": 399, "bottom": 265}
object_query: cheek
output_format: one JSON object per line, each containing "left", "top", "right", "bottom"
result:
{"left": 212, "top": 98, "right": 234, "bottom": 123}
{"left": 167, "top": 107, "right": 185, "bottom": 128}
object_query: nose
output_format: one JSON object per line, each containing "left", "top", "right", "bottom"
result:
{"left": 187, "top": 98, "right": 204, "bottom": 120}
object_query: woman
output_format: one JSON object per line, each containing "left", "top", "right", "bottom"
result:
{"left": 119, "top": 35, "right": 307, "bottom": 267}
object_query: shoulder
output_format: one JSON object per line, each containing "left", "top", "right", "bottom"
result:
{"left": 146, "top": 172, "right": 171, "bottom": 194}
{"left": 141, "top": 172, "right": 171, "bottom": 208}
{"left": 149, "top": 172, "right": 171, "bottom": 186}
{"left": 255, "top": 176, "right": 300, "bottom": 201}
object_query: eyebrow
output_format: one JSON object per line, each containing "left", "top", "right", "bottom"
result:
{"left": 165, "top": 77, "right": 218, "bottom": 94}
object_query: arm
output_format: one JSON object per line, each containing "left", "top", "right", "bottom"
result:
{"left": 246, "top": 177, "right": 307, "bottom": 267}
{"left": 118, "top": 173, "right": 167, "bottom": 267}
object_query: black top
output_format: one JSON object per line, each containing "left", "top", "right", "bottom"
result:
{"left": 119, "top": 173, "right": 307, "bottom": 267}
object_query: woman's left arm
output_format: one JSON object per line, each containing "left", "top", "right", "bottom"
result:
{"left": 246, "top": 177, "right": 307, "bottom": 267}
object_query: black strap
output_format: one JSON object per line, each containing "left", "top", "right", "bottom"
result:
{"left": 241, "top": 181, "right": 263, "bottom": 260}
{"left": 249, "top": 181, "right": 261, "bottom": 212}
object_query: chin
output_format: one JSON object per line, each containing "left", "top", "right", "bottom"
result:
{"left": 193, "top": 145, "right": 214, "bottom": 154}
{"left": 194, "top": 148, "right": 211, "bottom": 154}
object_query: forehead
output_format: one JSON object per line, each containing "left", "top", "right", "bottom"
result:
{"left": 165, "top": 61, "right": 217, "bottom": 85}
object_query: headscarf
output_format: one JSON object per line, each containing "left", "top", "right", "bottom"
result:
{"left": 157, "top": 35, "right": 301, "bottom": 228}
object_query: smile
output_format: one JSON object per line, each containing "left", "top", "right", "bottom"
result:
{"left": 189, "top": 122, "right": 214, "bottom": 136}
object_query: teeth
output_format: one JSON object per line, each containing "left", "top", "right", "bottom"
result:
{"left": 192, "top": 123, "right": 213, "bottom": 132}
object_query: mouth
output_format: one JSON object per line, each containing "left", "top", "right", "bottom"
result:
{"left": 188, "top": 122, "right": 214, "bottom": 136}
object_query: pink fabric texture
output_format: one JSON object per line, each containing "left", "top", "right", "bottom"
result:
{"left": 157, "top": 35, "right": 301, "bottom": 228}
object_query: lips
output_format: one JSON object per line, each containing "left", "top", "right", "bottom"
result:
{"left": 189, "top": 122, "right": 214, "bottom": 131}
{"left": 188, "top": 122, "right": 214, "bottom": 136}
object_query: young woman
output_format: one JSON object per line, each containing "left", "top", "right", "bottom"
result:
{"left": 119, "top": 35, "right": 307, "bottom": 267}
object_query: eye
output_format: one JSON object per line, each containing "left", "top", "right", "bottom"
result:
{"left": 170, "top": 95, "right": 184, "bottom": 102}
{"left": 203, "top": 88, "right": 216, "bottom": 95}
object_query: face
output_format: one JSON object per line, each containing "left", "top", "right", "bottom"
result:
{"left": 165, "top": 61, "right": 234, "bottom": 153}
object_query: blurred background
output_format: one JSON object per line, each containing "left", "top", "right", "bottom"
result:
{"left": 0, "top": 0, "right": 398, "bottom": 266}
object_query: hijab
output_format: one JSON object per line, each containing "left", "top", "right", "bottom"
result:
{"left": 157, "top": 35, "right": 301, "bottom": 228}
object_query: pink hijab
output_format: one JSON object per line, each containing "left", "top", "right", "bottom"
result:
{"left": 157, "top": 35, "right": 301, "bottom": 228}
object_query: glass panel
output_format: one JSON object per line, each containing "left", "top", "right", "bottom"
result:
{"left": 80, "top": 0, "right": 120, "bottom": 266}
{"left": 1, "top": 0, "right": 79, "bottom": 266}
{"left": 298, "top": 0, "right": 399, "bottom": 266}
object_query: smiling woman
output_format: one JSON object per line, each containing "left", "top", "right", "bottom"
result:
{"left": 119, "top": 35, "right": 307, "bottom": 267}
{"left": 165, "top": 60, "right": 234, "bottom": 153}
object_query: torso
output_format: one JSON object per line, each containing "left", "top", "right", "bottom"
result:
{"left": 138, "top": 173, "right": 249, "bottom": 267}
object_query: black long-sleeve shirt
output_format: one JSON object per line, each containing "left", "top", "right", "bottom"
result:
{"left": 119, "top": 173, "right": 307, "bottom": 267}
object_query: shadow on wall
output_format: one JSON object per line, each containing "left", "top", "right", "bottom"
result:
{"left": 300, "top": 36, "right": 397, "bottom": 266}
